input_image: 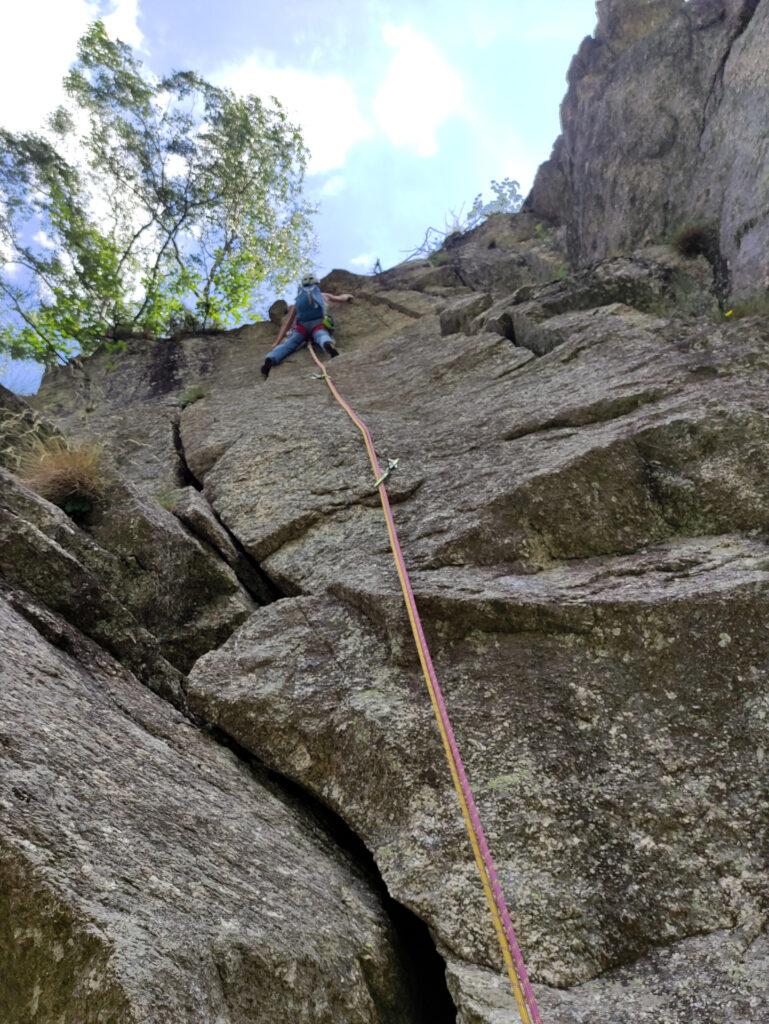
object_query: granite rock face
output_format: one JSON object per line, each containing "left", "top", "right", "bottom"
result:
{"left": 4, "top": 6, "right": 769, "bottom": 1013}
{"left": 20, "top": 226, "right": 769, "bottom": 1024}
{"left": 0, "top": 590, "right": 426, "bottom": 1023}
{"left": 0, "top": 385, "right": 255, "bottom": 679}
{"left": 0, "top": 383, "right": 58, "bottom": 471}
{"left": 527, "top": 0, "right": 769, "bottom": 298}
{"left": 28, "top": 228, "right": 769, "bottom": 1021}
{"left": 177, "top": 263, "right": 769, "bottom": 1020}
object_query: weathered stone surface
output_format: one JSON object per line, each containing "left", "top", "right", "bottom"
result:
{"left": 526, "top": 0, "right": 769, "bottom": 298}
{"left": 189, "top": 537, "right": 769, "bottom": 989}
{"left": 170, "top": 485, "right": 277, "bottom": 603}
{"left": 0, "top": 444, "right": 253, "bottom": 676}
{"left": 450, "top": 926, "right": 769, "bottom": 1023}
{"left": 440, "top": 293, "right": 493, "bottom": 336}
{"left": 0, "top": 592, "right": 427, "bottom": 1023}
{"left": 23, "top": 113, "right": 769, "bottom": 1018}
{"left": 32, "top": 283, "right": 442, "bottom": 497}
{"left": 268, "top": 298, "right": 289, "bottom": 324}
{"left": 85, "top": 476, "right": 254, "bottom": 671}
{"left": 31, "top": 332, "right": 265, "bottom": 495}
{"left": 474, "top": 249, "right": 718, "bottom": 353}
{"left": 0, "top": 383, "right": 58, "bottom": 471}
{"left": 0, "top": 469, "right": 185, "bottom": 707}
{"left": 171, "top": 484, "right": 242, "bottom": 563}
{"left": 111, "top": 252, "right": 769, "bottom": 1019}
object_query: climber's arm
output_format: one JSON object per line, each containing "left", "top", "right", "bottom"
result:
{"left": 274, "top": 305, "right": 296, "bottom": 344}
{"left": 324, "top": 292, "right": 354, "bottom": 303}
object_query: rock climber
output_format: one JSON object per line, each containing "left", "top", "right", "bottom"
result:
{"left": 261, "top": 274, "right": 353, "bottom": 379}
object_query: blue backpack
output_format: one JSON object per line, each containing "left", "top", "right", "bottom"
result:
{"left": 295, "top": 284, "right": 324, "bottom": 325}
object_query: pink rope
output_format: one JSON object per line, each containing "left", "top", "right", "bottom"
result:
{"left": 307, "top": 345, "right": 543, "bottom": 1022}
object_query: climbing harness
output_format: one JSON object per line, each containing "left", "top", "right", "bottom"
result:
{"left": 306, "top": 345, "right": 543, "bottom": 1024}
{"left": 294, "top": 320, "right": 329, "bottom": 341}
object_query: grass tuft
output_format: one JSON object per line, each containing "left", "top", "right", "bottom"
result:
{"left": 179, "top": 384, "right": 206, "bottom": 409}
{"left": 723, "top": 293, "right": 769, "bottom": 320}
{"left": 18, "top": 437, "right": 106, "bottom": 522}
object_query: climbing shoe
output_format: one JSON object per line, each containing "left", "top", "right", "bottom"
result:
{"left": 325, "top": 344, "right": 339, "bottom": 359}
{"left": 260, "top": 358, "right": 272, "bottom": 379}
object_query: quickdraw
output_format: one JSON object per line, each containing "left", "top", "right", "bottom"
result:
{"left": 374, "top": 458, "right": 399, "bottom": 488}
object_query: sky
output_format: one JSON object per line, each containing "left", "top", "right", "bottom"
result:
{"left": 0, "top": 0, "right": 598, "bottom": 392}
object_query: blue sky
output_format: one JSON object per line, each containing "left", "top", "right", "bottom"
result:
{"left": 0, "top": 0, "right": 597, "bottom": 391}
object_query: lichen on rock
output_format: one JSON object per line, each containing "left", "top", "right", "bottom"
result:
{"left": 4, "top": 3, "right": 769, "bottom": 1019}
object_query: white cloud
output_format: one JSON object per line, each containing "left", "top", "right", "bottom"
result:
{"left": 212, "top": 56, "right": 371, "bottom": 175}
{"left": 349, "top": 253, "right": 375, "bottom": 268}
{"left": 320, "top": 175, "right": 347, "bottom": 197}
{"left": 496, "top": 144, "right": 542, "bottom": 196}
{"left": 372, "top": 24, "right": 466, "bottom": 158}
{"left": 33, "top": 230, "right": 56, "bottom": 250}
{"left": 164, "top": 152, "right": 190, "bottom": 180}
{"left": 0, "top": 0, "right": 98, "bottom": 133}
{"left": 102, "top": 0, "right": 143, "bottom": 49}
{"left": 0, "top": 1, "right": 144, "bottom": 134}
{"left": 0, "top": 259, "right": 22, "bottom": 277}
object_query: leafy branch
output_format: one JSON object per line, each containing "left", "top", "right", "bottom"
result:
{"left": 0, "top": 21, "right": 316, "bottom": 364}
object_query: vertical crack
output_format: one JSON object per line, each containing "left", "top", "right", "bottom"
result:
{"left": 206, "top": 727, "right": 458, "bottom": 1023}
{"left": 699, "top": 0, "right": 761, "bottom": 137}
{"left": 172, "top": 413, "right": 202, "bottom": 492}
{"left": 171, "top": 413, "right": 284, "bottom": 604}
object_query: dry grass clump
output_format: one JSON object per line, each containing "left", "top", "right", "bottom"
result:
{"left": 18, "top": 437, "right": 106, "bottom": 521}
{"left": 672, "top": 224, "right": 716, "bottom": 260}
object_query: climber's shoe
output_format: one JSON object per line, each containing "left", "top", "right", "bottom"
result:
{"left": 325, "top": 343, "right": 340, "bottom": 359}
{"left": 260, "top": 358, "right": 272, "bottom": 379}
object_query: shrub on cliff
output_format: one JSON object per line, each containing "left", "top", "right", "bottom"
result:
{"left": 672, "top": 224, "right": 717, "bottom": 261}
{"left": 0, "top": 22, "right": 314, "bottom": 365}
{"left": 405, "top": 177, "right": 524, "bottom": 259}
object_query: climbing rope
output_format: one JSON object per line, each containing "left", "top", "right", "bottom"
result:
{"left": 306, "top": 344, "right": 543, "bottom": 1024}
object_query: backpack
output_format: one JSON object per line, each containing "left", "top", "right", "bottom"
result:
{"left": 295, "top": 284, "right": 324, "bottom": 325}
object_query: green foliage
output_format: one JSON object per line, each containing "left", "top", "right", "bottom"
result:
{"left": 464, "top": 178, "right": 524, "bottom": 231}
{"left": 405, "top": 177, "right": 525, "bottom": 261}
{"left": 179, "top": 384, "right": 206, "bottom": 408}
{"left": 0, "top": 21, "right": 314, "bottom": 365}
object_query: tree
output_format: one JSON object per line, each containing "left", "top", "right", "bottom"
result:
{"left": 0, "top": 22, "right": 315, "bottom": 365}
{"left": 403, "top": 177, "right": 525, "bottom": 261}
{"left": 464, "top": 177, "right": 524, "bottom": 230}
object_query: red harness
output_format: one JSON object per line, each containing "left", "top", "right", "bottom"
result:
{"left": 294, "top": 320, "right": 326, "bottom": 339}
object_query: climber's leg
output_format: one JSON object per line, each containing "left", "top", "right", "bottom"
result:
{"left": 266, "top": 328, "right": 308, "bottom": 367}
{"left": 311, "top": 325, "right": 339, "bottom": 358}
